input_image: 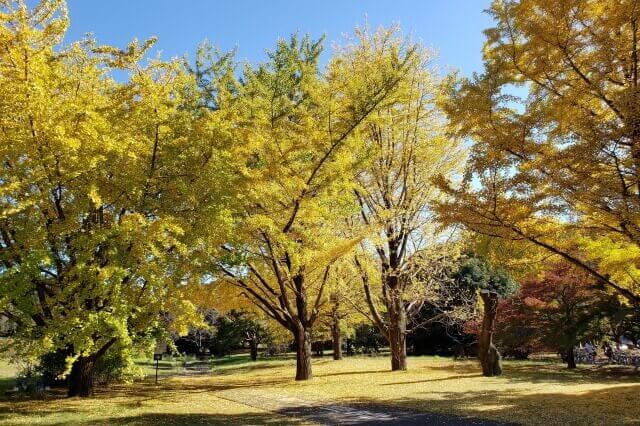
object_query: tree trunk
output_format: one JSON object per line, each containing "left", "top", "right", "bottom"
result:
{"left": 330, "top": 293, "right": 343, "bottom": 360}
{"left": 332, "top": 316, "right": 342, "bottom": 361}
{"left": 67, "top": 357, "right": 95, "bottom": 397}
{"left": 566, "top": 346, "right": 576, "bottom": 369}
{"left": 479, "top": 291, "right": 502, "bottom": 377}
{"left": 294, "top": 326, "right": 312, "bottom": 380}
{"left": 388, "top": 293, "right": 407, "bottom": 371}
{"left": 249, "top": 338, "right": 258, "bottom": 361}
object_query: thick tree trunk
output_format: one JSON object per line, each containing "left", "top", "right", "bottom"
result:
{"left": 566, "top": 346, "right": 576, "bottom": 369}
{"left": 249, "top": 338, "right": 258, "bottom": 361}
{"left": 479, "top": 291, "right": 502, "bottom": 377}
{"left": 67, "top": 338, "right": 117, "bottom": 398}
{"left": 294, "top": 326, "right": 313, "bottom": 380}
{"left": 388, "top": 293, "right": 407, "bottom": 371}
{"left": 67, "top": 357, "right": 95, "bottom": 397}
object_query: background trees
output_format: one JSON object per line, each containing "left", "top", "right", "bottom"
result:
{"left": 209, "top": 310, "right": 271, "bottom": 360}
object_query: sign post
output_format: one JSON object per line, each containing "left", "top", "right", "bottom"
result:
{"left": 153, "top": 353, "right": 162, "bottom": 384}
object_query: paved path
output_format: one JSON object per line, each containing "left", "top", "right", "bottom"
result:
{"left": 219, "top": 391, "right": 518, "bottom": 425}
{"left": 181, "top": 360, "right": 212, "bottom": 375}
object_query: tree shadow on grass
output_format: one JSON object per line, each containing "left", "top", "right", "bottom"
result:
{"left": 29, "top": 412, "right": 306, "bottom": 426}
{"left": 382, "top": 374, "right": 484, "bottom": 386}
{"left": 500, "top": 362, "right": 640, "bottom": 385}
{"left": 211, "top": 357, "right": 335, "bottom": 377}
{"left": 343, "top": 383, "right": 640, "bottom": 425}
{"left": 211, "top": 353, "right": 294, "bottom": 367}
{"left": 0, "top": 377, "right": 15, "bottom": 395}
{"left": 34, "top": 402, "right": 515, "bottom": 426}
{"left": 426, "top": 360, "right": 640, "bottom": 385}
{"left": 0, "top": 375, "right": 291, "bottom": 418}
{"left": 315, "top": 369, "right": 389, "bottom": 378}
{"left": 99, "top": 375, "right": 297, "bottom": 410}
{"left": 211, "top": 362, "right": 291, "bottom": 376}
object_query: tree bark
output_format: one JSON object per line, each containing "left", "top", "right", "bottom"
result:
{"left": 566, "top": 346, "right": 577, "bottom": 369}
{"left": 388, "top": 292, "right": 407, "bottom": 371}
{"left": 332, "top": 318, "right": 342, "bottom": 361}
{"left": 249, "top": 338, "right": 258, "bottom": 361}
{"left": 331, "top": 294, "right": 342, "bottom": 360}
{"left": 67, "top": 357, "right": 95, "bottom": 397}
{"left": 479, "top": 291, "right": 502, "bottom": 377}
{"left": 294, "top": 326, "right": 313, "bottom": 380}
{"left": 67, "top": 338, "right": 117, "bottom": 397}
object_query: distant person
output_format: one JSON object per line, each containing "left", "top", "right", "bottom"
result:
{"left": 584, "top": 342, "right": 595, "bottom": 355}
{"left": 618, "top": 336, "right": 629, "bottom": 351}
{"left": 620, "top": 335, "right": 634, "bottom": 350}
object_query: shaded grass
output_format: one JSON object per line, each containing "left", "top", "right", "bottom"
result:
{"left": 0, "top": 376, "right": 309, "bottom": 425}
{"left": 0, "top": 356, "right": 638, "bottom": 425}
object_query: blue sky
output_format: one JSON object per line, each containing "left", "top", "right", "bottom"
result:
{"left": 63, "top": 1, "right": 493, "bottom": 77}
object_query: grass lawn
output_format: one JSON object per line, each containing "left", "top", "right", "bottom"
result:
{"left": 0, "top": 355, "right": 638, "bottom": 425}
{"left": 0, "top": 359, "right": 17, "bottom": 396}
{"left": 135, "top": 358, "right": 190, "bottom": 378}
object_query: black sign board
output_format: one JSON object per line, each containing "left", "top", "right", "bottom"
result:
{"left": 153, "top": 353, "right": 162, "bottom": 361}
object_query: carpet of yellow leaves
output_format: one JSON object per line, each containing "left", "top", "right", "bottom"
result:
{"left": 1, "top": 356, "right": 638, "bottom": 425}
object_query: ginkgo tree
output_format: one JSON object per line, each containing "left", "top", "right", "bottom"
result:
{"left": 351, "top": 32, "right": 466, "bottom": 371}
{"left": 436, "top": 0, "right": 640, "bottom": 305}
{"left": 0, "top": 0, "right": 236, "bottom": 396}
{"left": 217, "top": 30, "right": 417, "bottom": 380}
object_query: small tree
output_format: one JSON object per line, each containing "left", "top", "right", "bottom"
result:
{"left": 212, "top": 310, "right": 271, "bottom": 360}
{"left": 494, "top": 297, "right": 539, "bottom": 360}
{"left": 353, "top": 324, "right": 386, "bottom": 354}
{"left": 519, "top": 262, "right": 610, "bottom": 369}
{"left": 319, "top": 259, "right": 371, "bottom": 361}
{"left": 456, "top": 256, "right": 517, "bottom": 376}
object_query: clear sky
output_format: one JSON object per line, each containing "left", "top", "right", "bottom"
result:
{"left": 63, "top": 1, "right": 493, "bottom": 77}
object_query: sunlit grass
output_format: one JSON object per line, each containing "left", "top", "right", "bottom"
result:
{"left": 0, "top": 359, "right": 18, "bottom": 395}
{"left": 1, "top": 356, "right": 638, "bottom": 425}
{"left": 0, "top": 359, "right": 18, "bottom": 379}
{"left": 207, "top": 356, "right": 640, "bottom": 425}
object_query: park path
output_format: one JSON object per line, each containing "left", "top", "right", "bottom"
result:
{"left": 152, "top": 362, "right": 517, "bottom": 424}
{"left": 180, "top": 360, "right": 212, "bottom": 375}
{"left": 149, "top": 360, "right": 213, "bottom": 378}
{"left": 217, "top": 389, "right": 518, "bottom": 425}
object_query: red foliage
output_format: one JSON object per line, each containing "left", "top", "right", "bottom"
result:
{"left": 494, "top": 261, "right": 609, "bottom": 358}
